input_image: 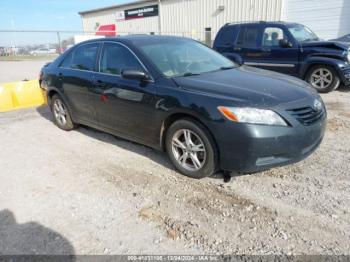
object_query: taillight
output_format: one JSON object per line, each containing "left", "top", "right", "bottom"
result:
{"left": 39, "top": 71, "right": 43, "bottom": 81}
{"left": 39, "top": 71, "right": 44, "bottom": 89}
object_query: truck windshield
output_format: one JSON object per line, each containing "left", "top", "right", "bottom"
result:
{"left": 287, "top": 24, "right": 319, "bottom": 42}
{"left": 139, "top": 40, "right": 236, "bottom": 78}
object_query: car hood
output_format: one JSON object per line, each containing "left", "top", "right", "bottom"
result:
{"left": 173, "top": 66, "right": 319, "bottom": 108}
{"left": 301, "top": 40, "right": 350, "bottom": 50}
{"left": 331, "top": 34, "right": 350, "bottom": 43}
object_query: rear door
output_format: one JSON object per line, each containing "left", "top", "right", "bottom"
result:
{"left": 257, "top": 26, "right": 299, "bottom": 76}
{"left": 58, "top": 42, "right": 100, "bottom": 124}
{"left": 235, "top": 24, "right": 262, "bottom": 65}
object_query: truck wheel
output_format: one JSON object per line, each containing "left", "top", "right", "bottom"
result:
{"left": 306, "top": 65, "right": 340, "bottom": 93}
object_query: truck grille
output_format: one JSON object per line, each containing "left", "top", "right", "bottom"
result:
{"left": 287, "top": 106, "right": 324, "bottom": 126}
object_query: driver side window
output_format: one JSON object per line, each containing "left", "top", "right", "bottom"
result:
{"left": 99, "top": 43, "right": 143, "bottom": 75}
{"left": 262, "top": 27, "right": 286, "bottom": 47}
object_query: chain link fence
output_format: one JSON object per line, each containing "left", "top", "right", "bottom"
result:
{"left": 0, "top": 29, "right": 213, "bottom": 61}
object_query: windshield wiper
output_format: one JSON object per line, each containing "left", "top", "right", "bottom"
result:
{"left": 220, "top": 66, "right": 235, "bottom": 70}
{"left": 302, "top": 38, "right": 318, "bottom": 43}
{"left": 182, "top": 72, "right": 200, "bottom": 77}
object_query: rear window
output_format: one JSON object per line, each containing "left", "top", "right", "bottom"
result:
{"left": 236, "top": 26, "right": 259, "bottom": 47}
{"left": 216, "top": 26, "right": 238, "bottom": 46}
{"left": 60, "top": 43, "right": 99, "bottom": 71}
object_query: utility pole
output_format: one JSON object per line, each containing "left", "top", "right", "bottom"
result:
{"left": 158, "top": 0, "right": 161, "bottom": 35}
{"left": 10, "top": 17, "right": 16, "bottom": 54}
{"left": 57, "top": 31, "right": 62, "bottom": 54}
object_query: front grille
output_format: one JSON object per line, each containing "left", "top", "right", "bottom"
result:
{"left": 287, "top": 106, "right": 324, "bottom": 126}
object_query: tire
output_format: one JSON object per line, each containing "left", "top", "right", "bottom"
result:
{"left": 51, "top": 94, "right": 76, "bottom": 131}
{"left": 165, "top": 118, "right": 217, "bottom": 179}
{"left": 306, "top": 65, "right": 340, "bottom": 93}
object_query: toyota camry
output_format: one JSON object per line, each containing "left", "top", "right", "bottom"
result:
{"left": 40, "top": 35, "right": 326, "bottom": 179}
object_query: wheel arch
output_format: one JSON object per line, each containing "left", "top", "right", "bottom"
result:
{"left": 47, "top": 89, "right": 59, "bottom": 105}
{"left": 159, "top": 112, "right": 218, "bottom": 156}
{"left": 301, "top": 57, "right": 345, "bottom": 80}
{"left": 47, "top": 88, "right": 77, "bottom": 123}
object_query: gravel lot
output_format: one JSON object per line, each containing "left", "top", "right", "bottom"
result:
{"left": 0, "top": 86, "right": 349, "bottom": 255}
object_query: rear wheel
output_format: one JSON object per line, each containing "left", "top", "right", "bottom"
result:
{"left": 51, "top": 94, "right": 76, "bottom": 131}
{"left": 306, "top": 65, "right": 340, "bottom": 93}
{"left": 165, "top": 119, "right": 217, "bottom": 179}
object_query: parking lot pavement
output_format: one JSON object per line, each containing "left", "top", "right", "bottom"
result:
{"left": 0, "top": 88, "right": 350, "bottom": 255}
{"left": 0, "top": 60, "right": 52, "bottom": 82}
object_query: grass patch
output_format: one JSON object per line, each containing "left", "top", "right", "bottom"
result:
{"left": 0, "top": 55, "right": 58, "bottom": 61}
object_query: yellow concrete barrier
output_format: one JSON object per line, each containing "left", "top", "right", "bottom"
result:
{"left": 0, "top": 80, "right": 47, "bottom": 112}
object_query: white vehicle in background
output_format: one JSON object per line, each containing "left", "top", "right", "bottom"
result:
{"left": 73, "top": 35, "right": 104, "bottom": 44}
{"left": 30, "top": 48, "right": 57, "bottom": 56}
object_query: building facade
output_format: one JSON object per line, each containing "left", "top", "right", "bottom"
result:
{"left": 79, "top": 0, "right": 350, "bottom": 41}
{"left": 282, "top": 0, "right": 350, "bottom": 40}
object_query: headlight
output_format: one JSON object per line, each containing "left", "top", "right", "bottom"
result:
{"left": 218, "top": 106, "right": 288, "bottom": 126}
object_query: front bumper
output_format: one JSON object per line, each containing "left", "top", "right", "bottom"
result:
{"left": 339, "top": 65, "right": 350, "bottom": 86}
{"left": 209, "top": 103, "right": 327, "bottom": 173}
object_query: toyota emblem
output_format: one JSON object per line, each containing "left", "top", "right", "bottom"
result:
{"left": 313, "top": 99, "right": 323, "bottom": 112}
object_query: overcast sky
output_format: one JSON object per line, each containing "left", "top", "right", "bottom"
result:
{"left": 0, "top": 0, "right": 129, "bottom": 46}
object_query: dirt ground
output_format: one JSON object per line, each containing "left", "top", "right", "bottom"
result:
{"left": 0, "top": 87, "right": 349, "bottom": 255}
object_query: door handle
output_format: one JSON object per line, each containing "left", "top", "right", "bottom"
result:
{"left": 261, "top": 48, "right": 271, "bottom": 52}
{"left": 233, "top": 47, "right": 242, "bottom": 51}
{"left": 94, "top": 80, "right": 107, "bottom": 88}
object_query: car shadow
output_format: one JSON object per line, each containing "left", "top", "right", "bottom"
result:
{"left": 336, "top": 84, "right": 350, "bottom": 93}
{"left": 36, "top": 105, "right": 240, "bottom": 181}
{"left": 0, "top": 209, "right": 75, "bottom": 257}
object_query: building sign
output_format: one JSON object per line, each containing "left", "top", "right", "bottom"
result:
{"left": 124, "top": 4, "right": 158, "bottom": 20}
{"left": 116, "top": 10, "right": 125, "bottom": 21}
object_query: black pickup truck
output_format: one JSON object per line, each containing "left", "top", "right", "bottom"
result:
{"left": 214, "top": 21, "right": 350, "bottom": 93}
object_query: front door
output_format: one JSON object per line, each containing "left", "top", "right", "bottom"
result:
{"left": 255, "top": 26, "right": 299, "bottom": 76}
{"left": 92, "top": 42, "right": 159, "bottom": 144}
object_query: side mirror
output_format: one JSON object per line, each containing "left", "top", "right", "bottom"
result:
{"left": 279, "top": 39, "right": 292, "bottom": 48}
{"left": 226, "top": 55, "right": 242, "bottom": 66}
{"left": 121, "top": 69, "right": 150, "bottom": 82}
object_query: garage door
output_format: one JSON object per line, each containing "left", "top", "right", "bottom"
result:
{"left": 282, "top": 0, "right": 350, "bottom": 40}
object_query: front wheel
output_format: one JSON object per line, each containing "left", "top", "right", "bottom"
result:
{"left": 165, "top": 119, "right": 217, "bottom": 179}
{"left": 306, "top": 65, "right": 340, "bottom": 93}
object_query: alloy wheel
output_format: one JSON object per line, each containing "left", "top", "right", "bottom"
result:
{"left": 171, "top": 129, "right": 206, "bottom": 171}
{"left": 310, "top": 68, "right": 333, "bottom": 90}
{"left": 53, "top": 99, "right": 67, "bottom": 126}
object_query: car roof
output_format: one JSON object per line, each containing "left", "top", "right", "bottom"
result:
{"left": 224, "top": 21, "right": 300, "bottom": 27}
{"left": 77, "top": 35, "right": 194, "bottom": 46}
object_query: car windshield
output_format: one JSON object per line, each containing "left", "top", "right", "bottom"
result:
{"left": 138, "top": 39, "right": 236, "bottom": 77}
{"left": 287, "top": 24, "right": 319, "bottom": 42}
